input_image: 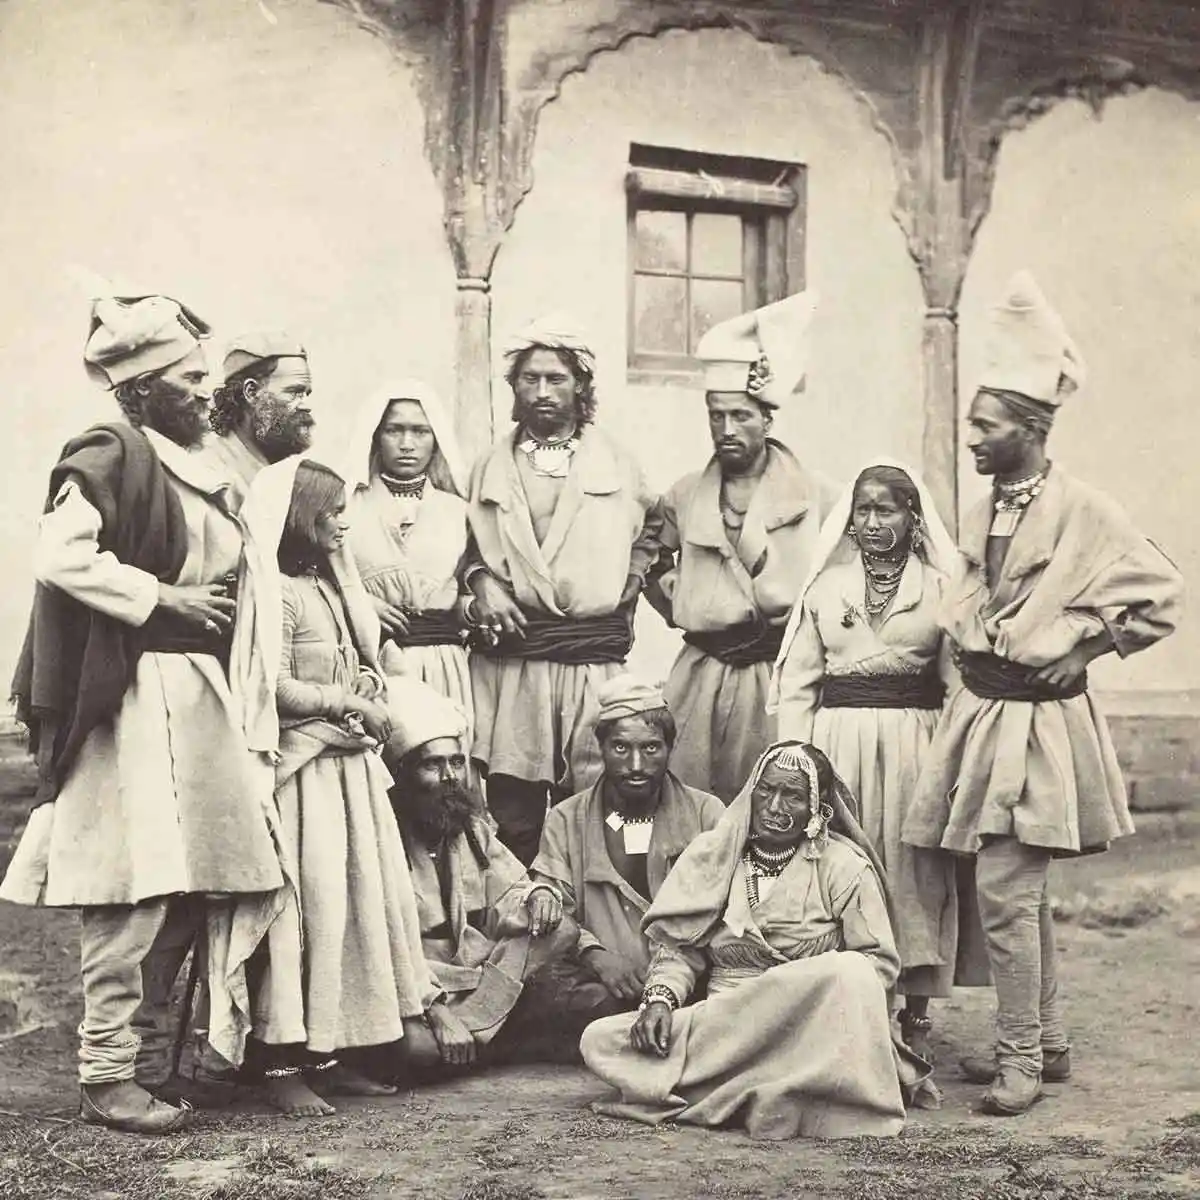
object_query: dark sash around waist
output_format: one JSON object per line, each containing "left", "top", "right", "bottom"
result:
{"left": 471, "top": 611, "right": 632, "bottom": 665}
{"left": 820, "top": 667, "right": 944, "bottom": 710}
{"left": 683, "top": 620, "right": 785, "bottom": 668}
{"left": 390, "top": 609, "right": 465, "bottom": 649}
{"left": 958, "top": 650, "right": 1088, "bottom": 702}
{"left": 138, "top": 611, "right": 231, "bottom": 669}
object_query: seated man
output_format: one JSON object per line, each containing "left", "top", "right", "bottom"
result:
{"left": 530, "top": 676, "right": 723, "bottom": 1025}
{"left": 386, "top": 679, "right": 575, "bottom": 1072}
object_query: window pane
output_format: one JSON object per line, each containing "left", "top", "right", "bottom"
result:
{"left": 634, "top": 274, "right": 688, "bottom": 354}
{"left": 691, "top": 212, "right": 743, "bottom": 277}
{"left": 690, "top": 278, "right": 745, "bottom": 351}
{"left": 635, "top": 209, "right": 687, "bottom": 272}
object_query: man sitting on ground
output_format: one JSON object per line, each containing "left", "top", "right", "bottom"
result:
{"left": 529, "top": 676, "right": 724, "bottom": 1028}
{"left": 386, "top": 678, "right": 576, "bottom": 1072}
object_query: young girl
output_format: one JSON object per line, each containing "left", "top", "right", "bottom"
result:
{"left": 238, "top": 457, "right": 437, "bottom": 1116}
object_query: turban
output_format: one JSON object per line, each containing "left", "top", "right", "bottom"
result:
{"left": 695, "top": 290, "right": 818, "bottom": 409}
{"left": 502, "top": 314, "right": 596, "bottom": 379}
{"left": 977, "top": 270, "right": 1085, "bottom": 409}
{"left": 223, "top": 332, "right": 308, "bottom": 381}
{"left": 84, "top": 294, "right": 211, "bottom": 389}
{"left": 595, "top": 673, "right": 668, "bottom": 723}
{"left": 387, "top": 676, "right": 469, "bottom": 760}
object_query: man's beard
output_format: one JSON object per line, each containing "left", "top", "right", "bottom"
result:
{"left": 142, "top": 383, "right": 208, "bottom": 449}
{"left": 251, "top": 395, "right": 314, "bottom": 460}
{"left": 406, "top": 779, "right": 478, "bottom": 844}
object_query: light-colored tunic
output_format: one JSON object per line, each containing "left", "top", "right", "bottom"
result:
{"left": 467, "top": 427, "right": 658, "bottom": 791}
{"left": 401, "top": 813, "right": 551, "bottom": 1040}
{"left": 349, "top": 477, "right": 473, "bottom": 741}
{"left": 655, "top": 445, "right": 838, "bottom": 802}
{"left": 581, "top": 839, "right": 907, "bottom": 1140}
{"left": 253, "top": 574, "right": 435, "bottom": 1052}
{"left": 195, "top": 430, "right": 269, "bottom": 515}
{"left": 531, "top": 774, "right": 725, "bottom": 971}
{"left": 904, "top": 468, "right": 1184, "bottom": 856}
{"left": 0, "top": 428, "right": 281, "bottom": 907}
{"left": 773, "top": 555, "right": 961, "bottom": 990}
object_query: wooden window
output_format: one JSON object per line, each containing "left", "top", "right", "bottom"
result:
{"left": 627, "top": 145, "right": 805, "bottom": 378}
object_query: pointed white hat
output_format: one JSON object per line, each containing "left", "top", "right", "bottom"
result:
{"left": 387, "top": 676, "right": 469, "bottom": 760}
{"left": 694, "top": 290, "right": 818, "bottom": 408}
{"left": 978, "top": 270, "right": 1086, "bottom": 405}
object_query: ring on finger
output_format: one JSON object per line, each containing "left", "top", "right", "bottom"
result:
{"left": 204, "top": 618, "right": 218, "bottom": 633}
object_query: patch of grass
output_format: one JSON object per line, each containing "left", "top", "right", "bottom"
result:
{"left": 1051, "top": 886, "right": 1170, "bottom": 929}
{"left": 459, "top": 1177, "right": 546, "bottom": 1200}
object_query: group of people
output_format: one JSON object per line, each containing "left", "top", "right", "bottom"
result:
{"left": 0, "top": 269, "right": 1182, "bottom": 1140}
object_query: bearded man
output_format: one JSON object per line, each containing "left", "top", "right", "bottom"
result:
{"left": 464, "top": 317, "right": 662, "bottom": 866}
{"left": 385, "top": 679, "right": 576, "bottom": 1072}
{"left": 0, "top": 294, "right": 282, "bottom": 1133}
{"left": 646, "top": 292, "right": 838, "bottom": 803}
{"left": 199, "top": 333, "right": 315, "bottom": 511}
{"left": 904, "top": 271, "right": 1184, "bottom": 1116}
{"left": 529, "top": 675, "right": 723, "bottom": 1026}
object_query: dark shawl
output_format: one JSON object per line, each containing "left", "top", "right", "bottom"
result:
{"left": 11, "top": 423, "right": 188, "bottom": 805}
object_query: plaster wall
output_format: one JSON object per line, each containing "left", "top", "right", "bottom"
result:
{"left": 961, "top": 88, "right": 1200, "bottom": 693}
{"left": 491, "top": 26, "right": 926, "bottom": 682}
{"left": 0, "top": 0, "right": 454, "bottom": 686}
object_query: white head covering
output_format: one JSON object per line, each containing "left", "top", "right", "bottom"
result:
{"left": 595, "top": 673, "right": 669, "bottom": 724}
{"left": 978, "top": 270, "right": 1086, "bottom": 405}
{"left": 340, "top": 378, "right": 465, "bottom": 498}
{"left": 501, "top": 313, "right": 597, "bottom": 380}
{"left": 223, "top": 332, "right": 308, "bottom": 381}
{"left": 231, "top": 455, "right": 381, "bottom": 756}
{"left": 386, "top": 675, "right": 469, "bottom": 760}
{"left": 766, "top": 457, "right": 957, "bottom": 713}
{"left": 695, "top": 290, "right": 818, "bottom": 409}
{"left": 83, "top": 294, "right": 211, "bottom": 389}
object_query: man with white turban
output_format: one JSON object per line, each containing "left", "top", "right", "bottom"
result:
{"left": 646, "top": 292, "right": 839, "bottom": 803}
{"left": 1, "top": 293, "right": 282, "bottom": 1132}
{"left": 463, "top": 317, "right": 662, "bottom": 866}
{"left": 904, "top": 270, "right": 1184, "bottom": 1115}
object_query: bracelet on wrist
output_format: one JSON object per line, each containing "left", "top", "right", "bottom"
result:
{"left": 638, "top": 985, "right": 678, "bottom": 1014}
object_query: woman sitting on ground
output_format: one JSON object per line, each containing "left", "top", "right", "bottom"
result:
{"left": 581, "top": 741, "right": 931, "bottom": 1140}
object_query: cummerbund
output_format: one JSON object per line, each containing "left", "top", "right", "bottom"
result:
{"left": 820, "top": 667, "right": 944, "bottom": 710}
{"left": 390, "top": 609, "right": 465, "bottom": 649}
{"left": 683, "top": 620, "right": 785, "bottom": 668}
{"left": 139, "top": 611, "right": 231, "bottom": 667}
{"left": 958, "top": 650, "right": 1088, "bottom": 702}
{"left": 471, "top": 610, "right": 631, "bottom": 665}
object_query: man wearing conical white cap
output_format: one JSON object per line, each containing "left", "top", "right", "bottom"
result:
{"left": 0, "top": 292, "right": 283, "bottom": 1132}
{"left": 644, "top": 291, "right": 839, "bottom": 803}
{"left": 903, "top": 270, "right": 1184, "bottom": 1115}
{"left": 463, "top": 316, "right": 662, "bottom": 866}
{"left": 196, "top": 332, "right": 315, "bottom": 513}
{"left": 384, "top": 677, "right": 580, "bottom": 1070}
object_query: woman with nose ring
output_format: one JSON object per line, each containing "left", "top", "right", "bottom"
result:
{"left": 340, "top": 381, "right": 475, "bottom": 751}
{"left": 768, "top": 461, "right": 988, "bottom": 1064}
{"left": 580, "top": 742, "right": 933, "bottom": 1139}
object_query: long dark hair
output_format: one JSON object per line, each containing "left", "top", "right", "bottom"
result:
{"left": 278, "top": 459, "right": 346, "bottom": 576}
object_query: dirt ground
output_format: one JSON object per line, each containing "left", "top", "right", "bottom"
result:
{"left": 1, "top": 746, "right": 1198, "bottom": 1199}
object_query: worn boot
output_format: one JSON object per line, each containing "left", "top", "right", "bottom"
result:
{"left": 961, "top": 1047, "right": 1071, "bottom": 1084}
{"left": 80, "top": 1080, "right": 192, "bottom": 1134}
{"left": 980, "top": 1067, "right": 1043, "bottom": 1116}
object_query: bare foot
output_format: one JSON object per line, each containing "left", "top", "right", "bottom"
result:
{"left": 262, "top": 1074, "right": 335, "bottom": 1117}
{"left": 309, "top": 1063, "right": 398, "bottom": 1098}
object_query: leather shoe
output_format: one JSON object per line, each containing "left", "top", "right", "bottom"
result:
{"left": 80, "top": 1081, "right": 192, "bottom": 1135}
{"left": 980, "top": 1068, "right": 1043, "bottom": 1116}
{"left": 960, "top": 1048, "right": 1071, "bottom": 1084}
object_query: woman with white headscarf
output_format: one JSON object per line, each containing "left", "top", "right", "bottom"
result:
{"left": 580, "top": 741, "right": 931, "bottom": 1139}
{"left": 216, "top": 456, "right": 436, "bottom": 1118}
{"left": 768, "top": 461, "right": 981, "bottom": 1059}
{"left": 341, "top": 380, "right": 474, "bottom": 744}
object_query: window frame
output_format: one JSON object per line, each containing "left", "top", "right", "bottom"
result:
{"left": 625, "top": 155, "right": 806, "bottom": 384}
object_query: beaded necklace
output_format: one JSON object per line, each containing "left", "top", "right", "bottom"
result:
{"left": 862, "top": 548, "right": 906, "bottom": 615}
{"left": 991, "top": 465, "right": 1049, "bottom": 537}
{"left": 742, "top": 843, "right": 798, "bottom": 908}
{"left": 517, "top": 432, "right": 579, "bottom": 478}
{"left": 380, "top": 472, "right": 427, "bottom": 499}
